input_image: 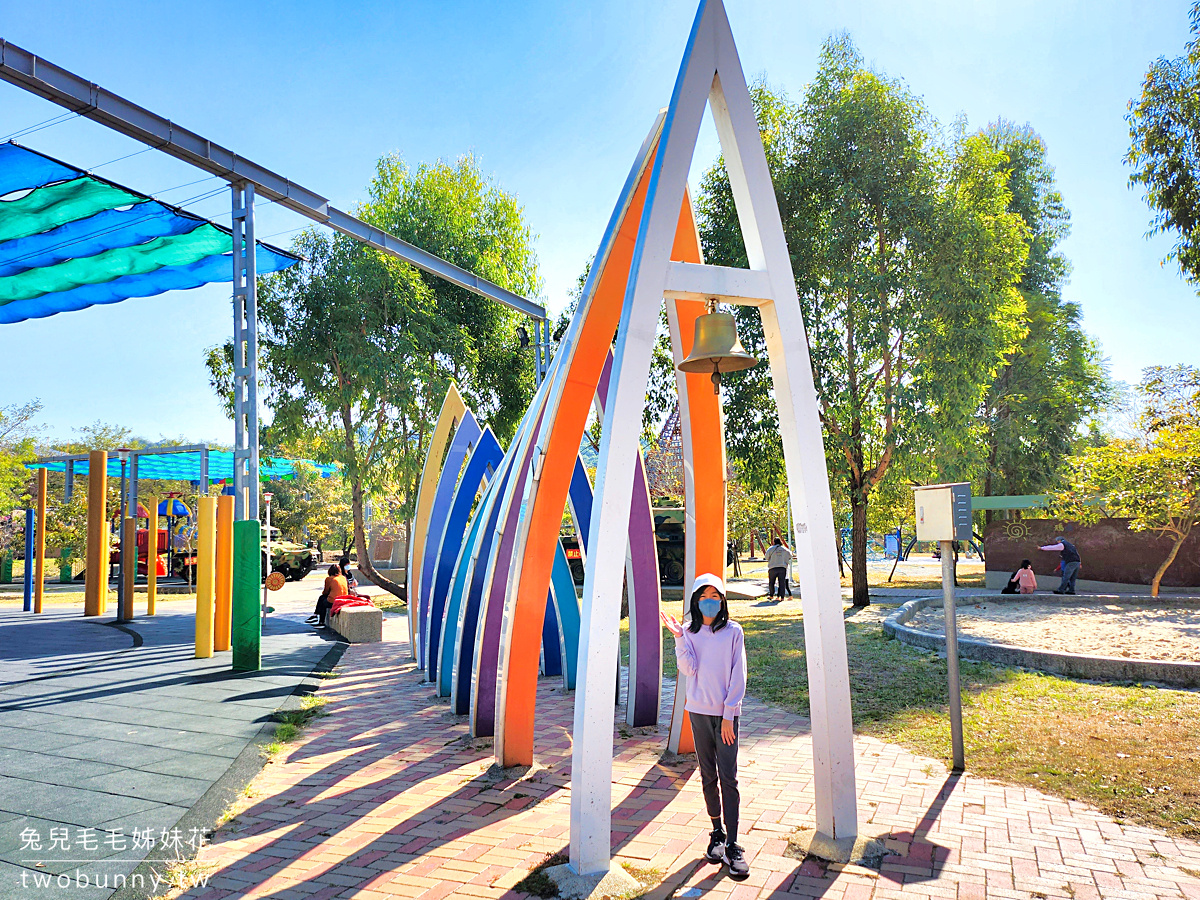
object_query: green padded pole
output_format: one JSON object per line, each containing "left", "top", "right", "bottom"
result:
{"left": 232, "top": 520, "right": 261, "bottom": 671}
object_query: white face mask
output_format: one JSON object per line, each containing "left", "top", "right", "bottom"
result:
{"left": 697, "top": 597, "right": 722, "bottom": 619}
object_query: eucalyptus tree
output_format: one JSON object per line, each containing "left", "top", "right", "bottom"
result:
{"left": 1127, "top": 2, "right": 1200, "bottom": 289}
{"left": 696, "top": 39, "right": 1028, "bottom": 605}
{"left": 978, "top": 122, "right": 1108, "bottom": 508}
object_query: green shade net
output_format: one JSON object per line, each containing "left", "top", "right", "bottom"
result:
{"left": 0, "top": 177, "right": 144, "bottom": 243}
{"left": 0, "top": 223, "right": 229, "bottom": 303}
{"left": 0, "top": 142, "right": 298, "bottom": 324}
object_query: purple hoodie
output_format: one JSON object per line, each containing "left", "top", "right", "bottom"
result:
{"left": 674, "top": 620, "right": 747, "bottom": 720}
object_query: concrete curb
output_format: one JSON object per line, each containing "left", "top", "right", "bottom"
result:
{"left": 882, "top": 596, "right": 1200, "bottom": 689}
{"left": 108, "top": 637, "right": 349, "bottom": 900}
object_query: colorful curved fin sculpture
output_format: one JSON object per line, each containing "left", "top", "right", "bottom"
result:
{"left": 407, "top": 385, "right": 466, "bottom": 659}
{"left": 425, "top": 426, "right": 501, "bottom": 681}
{"left": 406, "top": 0, "right": 857, "bottom": 876}
{"left": 417, "top": 411, "right": 481, "bottom": 670}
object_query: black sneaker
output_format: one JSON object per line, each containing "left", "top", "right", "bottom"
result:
{"left": 723, "top": 842, "right": 749, "bottom": 880}
{"left": 704, "top": 828, "right": 726, "bottom": 864}
{"left": 305, "top": 615, "right": 319, "bottom": 624}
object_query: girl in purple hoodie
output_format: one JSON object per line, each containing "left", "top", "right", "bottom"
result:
{"left": 661, "top": 573, "right": 749, "bottom": 881}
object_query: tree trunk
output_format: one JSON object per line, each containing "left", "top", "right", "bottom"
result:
{"left": 348, "top": 474, "right": 406, "bottom": 601}
{"left": 850, "top": 489, "right": 869, "bottom": 606}
{"left": 339, "top": 404, "right": 406, "bottom": 603}
{"left": 1150, "top": 532, "right": 1188, "bottom": 598}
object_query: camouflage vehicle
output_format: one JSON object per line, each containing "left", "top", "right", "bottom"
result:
{"left": 262, "top": 527, "right": 316, "bottom": 581}
{"left": 167, "top": 527, "right": 315, "bottom": 583}
{"left": 560, "top": 506, "right": 686, "bottom": 586}
{"left": 652, "top": 507, "right": 686, "bottom": 585}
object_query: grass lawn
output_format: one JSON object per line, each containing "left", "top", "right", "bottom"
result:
{"left": 627, "top": 610, "right": 1199, "bottom": 838}
{"left": 742, "top": 613, "right": 1200, "bottom": 839}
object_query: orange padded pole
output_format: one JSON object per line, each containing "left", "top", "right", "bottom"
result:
{"left": 84, "top": 451, "right": 107, "bottom": 617}
{"left": 214, "top": 494, "right": 234, "bottom": 651}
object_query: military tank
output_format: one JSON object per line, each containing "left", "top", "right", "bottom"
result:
{"left": 559, "top": 506, "right": 686, "bottom": 586}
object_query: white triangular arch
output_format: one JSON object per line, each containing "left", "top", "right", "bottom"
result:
{"left": 570, "top": 0, "right": 857, "bottom": 874}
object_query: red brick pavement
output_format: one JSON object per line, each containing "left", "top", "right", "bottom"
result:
{"left": 182, "top": 617, "right": 1200, "bottom": 900}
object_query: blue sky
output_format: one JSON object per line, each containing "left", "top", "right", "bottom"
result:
{"left": 2, "top": 0, "right": 1195, "bottom": 445}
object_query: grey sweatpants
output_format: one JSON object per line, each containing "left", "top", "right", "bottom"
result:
{"left": 690, "top": 713, "right": 740, "bottom": 842}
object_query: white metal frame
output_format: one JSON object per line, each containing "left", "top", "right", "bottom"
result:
{"left": 569, "top": 0, "right": 857, "bottom": 874}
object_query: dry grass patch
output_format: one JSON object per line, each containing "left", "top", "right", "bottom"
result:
{"left": 740, "top": 613, "right": 1200, "bottom": 838}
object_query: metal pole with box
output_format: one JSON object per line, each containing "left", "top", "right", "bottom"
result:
{"left": 913, "top": 482, "right": 972, "bottom": 773}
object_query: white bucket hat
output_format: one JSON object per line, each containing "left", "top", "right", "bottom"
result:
{"left": 690, "top": 572, "right": 725, "bottom": 597}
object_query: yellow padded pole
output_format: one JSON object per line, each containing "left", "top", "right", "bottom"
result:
{"left": 195, "top": 496, "right": 216, "bottom": 658}
{"left": 34, "top": 467, "right": 46, "bottom": 614}
{"left": 214, "top": 494, "right": 234, "bottom": 651}
{"left": 146, "top": 498, "right": 158, "bottom": 615}
{"left": 121, "top": 515, "right": 136, "bottom": 622}
{"left": 84, "top": 450, "right": 107, "bottom": 617}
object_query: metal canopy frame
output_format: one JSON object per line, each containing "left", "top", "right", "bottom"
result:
{"left": 0, "top": 40, "right": 545, "bottom": 320}
{"left": 0, "top": 37, "right": 552, "bottom": 519}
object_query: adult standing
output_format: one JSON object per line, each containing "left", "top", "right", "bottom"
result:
{"left": 1039, "top": 537, "right": 1081, "bottom": 595}
{"left": 765, "top": 537, "right": 793, "bottom": 601}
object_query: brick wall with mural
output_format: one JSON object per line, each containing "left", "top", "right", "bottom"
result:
{"left": 982, "top": 518, "right": 1200, "bottom": 588}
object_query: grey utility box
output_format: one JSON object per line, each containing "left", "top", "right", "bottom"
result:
{"left": 913, "top": 482, "right": 973, "bottom": 542}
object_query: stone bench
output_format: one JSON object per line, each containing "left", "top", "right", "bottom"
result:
{"left": 329, "top": 605, "right": 383, "bottom": 643}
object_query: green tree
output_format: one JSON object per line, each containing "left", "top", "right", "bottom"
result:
{"left": 1127, "top": 2, "right": 1200, "bottom": 288}
{"left": 979, "top": 122, "right": 1109, "bottom": 507}
{"left": 1053, "top": 366, "right": 1200, "bottom": 596}
{"left": 696, "top": 42, "right": 1028, "bottom": 605}
{"left": 233, "top": 155, "right": 541, "bottom": 600}
{"left": 48, "top": 421, "right": 140, "bottom": 454}
{"left": 0, "top": 400, "right": 41, "bottom": 511}
{"left": 267, "top": 464, "right": 352, "bottom": 551}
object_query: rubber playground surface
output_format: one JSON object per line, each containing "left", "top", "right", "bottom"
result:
{"left": 0, "top": 596, "right": 341, "bottom": 898}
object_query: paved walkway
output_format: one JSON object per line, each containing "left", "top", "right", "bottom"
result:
{"left": 186, "top": 616, "right": 1200, "bottom": 900}
{"left": 0, "top": 602, "right": 342, "bottom": 899}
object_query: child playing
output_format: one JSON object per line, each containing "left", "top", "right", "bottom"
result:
{"left": 1016, "top": 559, "right": 1037, "bottom": 594}
{"left": 661, "top": 573, "right": 750, "bottom": 881}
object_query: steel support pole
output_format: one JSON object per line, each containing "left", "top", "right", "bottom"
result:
{"left": 34, "top": 467, "right": 46, "bottom": 613}
{"left": 533, "top": 319, "right": 543, "bottom": 388}
{"left": 941, "top": 540, "right": 965, "bottom": 772}
{"left": 117, "top": 460, "right": 127, "bottom": 609}
{"left": 232, "top": 184, "right": 260, "bottom": 522}
{"left": 129, "top": 454, "right": 138, "bottom": 522}
{"left": 64, "top": 459, "right": 73, "bottom": 502}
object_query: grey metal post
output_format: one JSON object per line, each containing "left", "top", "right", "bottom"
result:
{"left": 533, "top": 319, "right": 543, "bottom": 388}
{"left": 199, "top": 447, "right": 209, "bottom": 496}
{"left": 117, "top": 458, "right": 127, "bottom": 618}
{"left": 64, "top": 459, "right": 73, "bottom": 502}
{"left": 232, "top": 184, "right": 260, "bottom": 522}
{"left": 941, "top": 540, "right": 965, "bottom": 772}
{"left": 130, "top": 454, "right": 138, "bottom": 522}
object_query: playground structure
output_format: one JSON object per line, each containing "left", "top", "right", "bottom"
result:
{"left": 405, "top": 0, "right": 856, "bottom": 876}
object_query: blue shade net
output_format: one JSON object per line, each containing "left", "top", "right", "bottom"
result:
{"left": 32, "top": 450, "right": 338, "bottom": 482}
{"left": 0, "top": 141, "right": 298, "bottom": 324}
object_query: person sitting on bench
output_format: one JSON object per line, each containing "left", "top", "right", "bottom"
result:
{"left": 307, "top": 564, "right": 348, "bottom": 626}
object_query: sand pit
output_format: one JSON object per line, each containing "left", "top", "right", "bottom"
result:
{"left": 908, "top": 597, "right": 1200, "bottom": 663}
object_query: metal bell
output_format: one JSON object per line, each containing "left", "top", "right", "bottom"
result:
{"left": 676, "top": 308, "right": 758, "bottom": 393}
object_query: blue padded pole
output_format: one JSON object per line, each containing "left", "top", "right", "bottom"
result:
{"left": 23, "top": 508, "right": 34, "bottom": 611}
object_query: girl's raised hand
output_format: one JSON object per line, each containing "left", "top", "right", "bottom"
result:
{"left": 659, "top": 610, "right": 684, "bottom": 637}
